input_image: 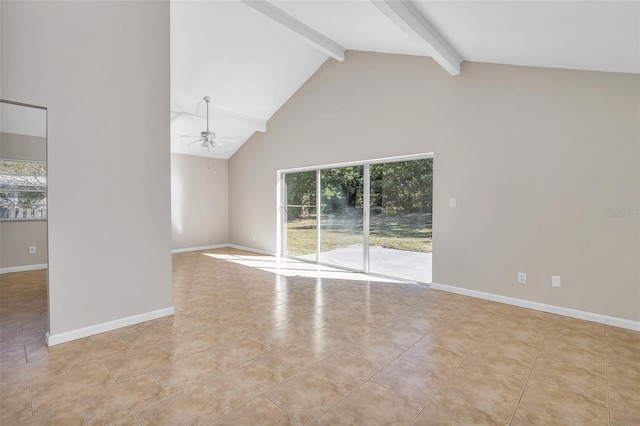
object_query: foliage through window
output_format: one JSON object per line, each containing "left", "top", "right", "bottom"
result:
{"left": 0, "top": 160, "right": 47, "bottom": 220}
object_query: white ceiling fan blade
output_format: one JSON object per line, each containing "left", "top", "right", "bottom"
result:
{"left": 213, "top": 137, "right": 236, "bottom": 143}
{"left": 172, "top": 110, "right": 199, "bottom": 118}
{"left": 180, "top": 134, "right": 199, "bottom": 138}
{"left": 188, "top": 138, "right": 205, "bottom": 145}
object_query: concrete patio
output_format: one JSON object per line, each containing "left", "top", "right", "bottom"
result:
{"left": 301, "top": 244, "right": 432, "bottom": 283}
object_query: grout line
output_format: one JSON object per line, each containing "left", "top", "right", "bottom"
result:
{"left": 149, "top": 370, "right": 171, "bottom": 398}
{"left": 28, "top": 386, "right": 34, "bottom": 417}
{"left": 286, "top": 344, "right": 388, "bottom": 424}
{"left": 405, "top": 336, "right": 484, "bottom": 425}
{"left": 77, "top": 398, "right": 91, "bottom": 425}
{"left": 133, "top": 412, "right": 143, "bottom": 425}
{"left": 263, "top": 393, "right": 307, "bottom": 424}
{"left": 507, "top": 324, "right": 549, "bottom": 425}
{"left": 103, "top": 360, "right": 118, "bottom": 382}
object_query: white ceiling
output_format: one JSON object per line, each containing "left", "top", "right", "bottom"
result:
{"left": 171, "top": 0, "right": 640, "bottom": 159}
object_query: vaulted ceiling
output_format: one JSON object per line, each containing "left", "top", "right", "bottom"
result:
{"left": 170, "top": 0, "right": 640, "bottom": 159}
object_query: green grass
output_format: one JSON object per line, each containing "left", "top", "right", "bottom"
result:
{"left": 286, "top": 213, "right": 432, "bottom": 256}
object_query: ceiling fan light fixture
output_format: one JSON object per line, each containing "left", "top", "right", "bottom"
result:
{"left": 179, "top": 95, "right": 236, "bottom": 151}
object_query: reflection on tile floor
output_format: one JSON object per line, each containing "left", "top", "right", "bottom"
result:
{"left": 1, "top": 248, "right": 639, "bottom": 425}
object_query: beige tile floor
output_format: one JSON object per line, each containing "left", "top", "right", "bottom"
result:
{"left": 1, "top": 248, "right": 639, "bottom": 425}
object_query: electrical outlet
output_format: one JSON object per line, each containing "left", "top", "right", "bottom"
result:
{"left": 552, "top": 275, "right": 561, "bottom": 288}
{"left": 28, "top": 246, "right": 36, "bottom": 254}
{"left": 252, "top": 235, "right": 256, "bottom": 242}
{"left": 517, "top": 272, "right": 526, "bottom": 284}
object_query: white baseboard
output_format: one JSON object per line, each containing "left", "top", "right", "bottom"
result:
{"left": 227, "top": 244, "right": 275, "bottom": 256}
{"left": 172, "top": 244, "right": 228, "bottom": 254}
{"left": 0, "top": 263, "right": 48, "bottom": 274}
{"left": 171, "top": 244, "right": 275, "bottom": 256}
{"left": 430, "top": 283, "right": 640, "bottom": 332}
{"left": 45, "top": 306, "right": 175, "bottom": 346}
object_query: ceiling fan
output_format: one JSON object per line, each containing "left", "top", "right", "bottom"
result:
{"left": 180, "top": 96, "right": 235, "bottom": 149}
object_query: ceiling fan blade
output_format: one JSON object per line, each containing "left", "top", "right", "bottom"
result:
{"left": 180, "top": 134, "right": 199, "bottom": 138}
{"left": 172, "top": 110, "right": 200, "bottom": 117}
{"left": 189, "top": 138, "right": 205, "bottom": 145}
{"left": 213, "top": 137, "right": 236, "bottom": 143}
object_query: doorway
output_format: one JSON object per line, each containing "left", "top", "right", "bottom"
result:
{"left": 281, "top": 155, "right": 433, "bottom": 283}
{"left": 0, "top": 99, "right": 49, "bottom": 353}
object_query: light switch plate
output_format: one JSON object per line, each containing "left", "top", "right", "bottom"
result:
{"left": 552, "top": 275, "right": 561, "bottom": 288}
{"left": 518, "top": 272, "right": 526, "bottom": 284}
{"left": 449, "top": 198, "right": 457, "bottom": 208}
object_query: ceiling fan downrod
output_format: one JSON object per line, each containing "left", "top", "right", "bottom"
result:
{"left": 203, "top": 96, "right": 211, "bottom": 134}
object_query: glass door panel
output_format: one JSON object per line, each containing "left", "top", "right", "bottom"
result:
{"left": 319, "top": 166, "right": 365, "bottom": 270}
{"left": 369, "top": 159, "right": 433, "bottom": 282}
{"left": 284, "top": 171, "right": 317, "bottom": 259}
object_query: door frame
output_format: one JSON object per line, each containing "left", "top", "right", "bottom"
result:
{"left": 277, "top": 153, "right": 433, "bottom": 280}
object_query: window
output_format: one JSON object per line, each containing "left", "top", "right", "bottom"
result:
{"left": 0, "top": 160, "right": 47, "bottom": 220}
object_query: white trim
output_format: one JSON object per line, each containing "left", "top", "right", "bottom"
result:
{"left": 228, "top": 244, "right": 275, "bottom": 256}
{"left": 172, "top": 244, "right": 275, "bottom": 256}
{"left": 315, "top": 169, "right": 321, "bottom": 263}
{"left": 371, "top": 0, "right": 462, "bottom": 76}
{"left": 241, "top": 0, "right": 345, "bottom": 61}
{"left": 430, "top": 283, "right": 640, "bottom": 332}
{"left": 46, "top": 306, "right": 175, "bottom": 346}
{"left": 276, "top": 171, "right": 285, "bottom": 257}
{"left": 172, "top": 244, "right": 228, "bottom": 254}
{"left": 279, "top": 153, "right": 433, "bottom": 175}
{"left": 0, "top": 263, "right": 48, "bottom": 274}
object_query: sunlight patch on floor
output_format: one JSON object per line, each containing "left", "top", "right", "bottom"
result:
{"left": 202, "top": 253, "right": 405, "bottom": 283}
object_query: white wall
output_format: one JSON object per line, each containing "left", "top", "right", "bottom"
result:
{"left": 229, "top": 51, "right": 640, "bottom": 323}
{"left": 171, "top": 153, "right": 228, "bottom": 249}
{"left": 1, "top": 1, "right": 173, "bottom": 337}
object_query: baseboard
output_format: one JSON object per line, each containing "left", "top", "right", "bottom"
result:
{"left": 45, "top": 306, "right": 175, "bottom": 346}
{"left": 0, "top": 263, "right": 48, "bottom": 274}
{"left": 430, "top": 283, "right": 640, "bottom": 332}
{"left": 171, "top": 244, "right": 275, "bottom": 256}
{"left": 227, "top": 244, "right": 276, "bottom": 256}
{"left": 172, "top": 244, "right": 228, "bottom": 254}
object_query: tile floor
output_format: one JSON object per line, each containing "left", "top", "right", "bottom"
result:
{"left": 1, "top": 248, "right": 639, "bottom": 425}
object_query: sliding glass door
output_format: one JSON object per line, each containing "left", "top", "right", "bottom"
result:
{"left": 284, "top": 171, "right": 317, "bottom": 258}
{"left": 282, "top": 156, "right": 433, "bottom": 283}
{"left": 319, "top": 166, "right": 365, "bottom": 271}
{"left": 369, "top": 159, "right": 433, "bottom": 282}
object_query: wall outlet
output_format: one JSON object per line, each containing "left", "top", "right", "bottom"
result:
{"left": 517, "top": 272, "right": 526, "bottom": 284}
{"left": 252, "top": 235, "right": 256, "bottom": 242}
{"left": 28, "top": 246, "right": 36, "bottom": 254}
{"left": 552, "top": 275, "right": 562, "bottom": 288}
{"left": 449, "top": 197, "right": 457, "bottom": 208}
